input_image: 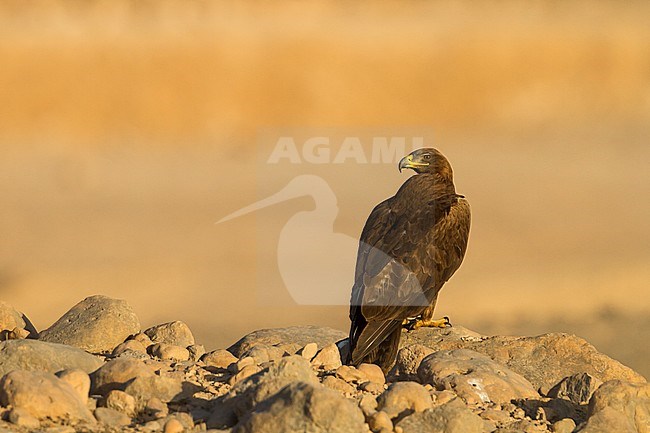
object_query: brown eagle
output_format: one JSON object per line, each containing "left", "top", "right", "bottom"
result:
{"left": 347, "top": 148, "right": 471, "bottom": 372}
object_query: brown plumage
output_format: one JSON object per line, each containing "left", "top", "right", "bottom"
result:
{"left": 347, "top": 148, "right": 471, "bottom": 372}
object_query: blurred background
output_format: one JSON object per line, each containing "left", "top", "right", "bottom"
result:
{"left": 0, "top": 1, "right": 648, "bottom": 377}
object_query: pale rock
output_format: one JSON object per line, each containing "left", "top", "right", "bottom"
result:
{"left": 228, "top": 326, "right": 346, "bottom": 357}
{"left": 393, "top": 344, "right": 435, "bottom": 380}
{"left": 311, "top": 343, "right": 343, "bottom": 369}
{"left": 8, "top": 407, "right": 40, "bottom": 429}
{"left": 133, "top": 332, "right": 154, "bottom": 347}
{"left": 56, "top": 369, "right": 90, "bottom": 403}
{"left": 150, "top": 343, "right": 191, "bottom": 361}
{"left": 299, "top": 343, "right": 318, "bottom": 360}
{"left": 335, "top": 365, "right": 369, "bottom": 384}
{"left": 368, "top": 410, "right": 393, "bottom": 433}
{"left": 0, "top": 339, "right": 103, "bottom": 377}
{"left": 552, "top": 418, "right": 576, "bottom": 433}
{"left": 188, "top": 344, "right": 206, "bottom": 361}
{"left": 395, "top": 402, "right": 485, "bottom": 433}
{"left": 548, "top": 373, "right": 602, "bottom": 405}
{"left": 0, "top": 370, "right": 95, "bottom": 423}
{"left": 0, "top": 301, "right": 38, "bottom": 338}
{"left": 377, "top": 382, "right": 433, "bottom": 420}
{"left": 39, "top": 295, "right": 140, "bottom": 353}
{"left": 358, "top": 363, "right": 386, "bottom": 385}
{"left": 418, "top": 349, "right": 539, "bottom": 404}
{"left": 432, "top": 390, "right": 458, "bottom": 406}
{"left": 202, "top": 349, "right": 238, "bottom": 369}
{"left": 233, "top": 381, "right": 367, "bottom": 433}
{"left": 144, "top": 321, "right": 195, "bottom": 347}
{"left": 579, "top": 380, "right": 650, "bottom": 433}
{"left": 124, "top": 375, "right": 184, "bottom": 404}
{"left": 94, "top": 407, "right": 131, "bottom": 427}
{"left": 233, "top": 356, "right": 256, "bottom": 372}
{"left": 359, "top": 394, "right": 379, "bottom": 417}
{"left": 222, "top": 355, "right": 320, "bottom": 419}
{"left": 240, "top": 344, "right": 285, "bottom": 365}
{"left": 360, "top": 381, "right": 385, "bottom": 394}
{"left": 104, "top": 390, "right": 137, "bottom": 416}
{"left": 322, "top": 375, "right": 356, "bottom": 394}
{"left": 113, "top": 339, "right": 148, "bottom": 356}
{"left": 229, "top": 365, "right": 262, "bottom": 386}
{"left": 164, "top": 418, "right": 185, "bottom": 433}
{"left": 91, "top": 358, "right": 155, "bottom": 395}
{"left": 143, "top": 397, "right": 169, "bottom": 419}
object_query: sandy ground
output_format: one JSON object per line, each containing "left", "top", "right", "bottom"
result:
{"left": 0, "top": 1, "right": 648, "bottom": 377}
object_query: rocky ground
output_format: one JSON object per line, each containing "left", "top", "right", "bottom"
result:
{"left": 0, "top": 296, "right": 647, "bottom": 433}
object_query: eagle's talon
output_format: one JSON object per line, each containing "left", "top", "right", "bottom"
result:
{"left": 405, "top": 316, "right": 452, "bottom": 330}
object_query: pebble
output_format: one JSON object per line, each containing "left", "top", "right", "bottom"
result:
{"left": 322, "top": 375, "right": 356, "bottom": 394}
{"left": 359, "top": 394, "right": 378, "bottom": 417}
{"left": 335, "top": 365, "right": 369, "bottom": 383}
{"left": 359, "top": 381, "right": 384, "bottom": 394}
{"left": 187, "top": 344, "right": 206, "bottom": 361}
{"left": 229, "top": 364, "right": 262, "bottom": 385}
{"left": 164, "top": 418, "right": 185, "bottom": 433}
{"left": 377, "top": 382, "right": 433, "bottom": 419}
{"left": 357, "top": 363, "right": 385, "bottom": 385}
{"left": 310, "top": 343, "right": 342, "bottom": 369}
{"left": 299, "top": 342, "right": 318, "bottom": 360}
{"left": 56, "top": 369, "right": 90, "bottom": 403}
{"left": 8, "top": 407, "right": 40, "bottom": 428}
{"left": 144, "top": 321, "right": 195, "bottom": 347}
{"left": 113, "top": 339, "right": 148, "bottom": 356}
{"left": 104, "top": 390, "right": 136, "bottom": 416}
{"left": 367, "top": 410, "right": 393, "bottom": 433}
{"left": 202, "top": 349, "right": 238, "bottom": 369}
{"left": 552, "top": 418, "right": 577, "bottom": 433}
{"left": 94, "top": 407, "right": 131, "bottom": 427}
{"left": 150, "top": 343, "right": 191, "bottom": 361}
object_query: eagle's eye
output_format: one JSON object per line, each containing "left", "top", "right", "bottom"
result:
{"left": 422, "top": 154, "right": 432, "bottom": 160}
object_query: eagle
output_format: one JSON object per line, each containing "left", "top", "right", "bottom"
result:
{"left": 347, "top": 148, "right": 471, "bottom": 372}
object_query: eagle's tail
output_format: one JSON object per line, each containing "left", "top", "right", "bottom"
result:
{"left": 349, "top": 319, "right": 402, "bottom": 373}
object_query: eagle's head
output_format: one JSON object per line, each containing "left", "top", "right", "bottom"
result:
{"left": 398, "top": 148, "right": 453, "bottom": 179}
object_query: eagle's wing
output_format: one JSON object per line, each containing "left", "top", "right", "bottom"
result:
{"left": 349, "top": 186, "right": 469, "bottom": 367}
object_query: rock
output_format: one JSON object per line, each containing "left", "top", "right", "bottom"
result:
{"left": 393, "top": 344, "right": 435, "bottom": 380}
{"left": 104, "top": 390, "right": 137, "bottom": 416}
{"left": 56, "top": 369, "right": 91, "bottom": 403}
{"left": 311, "top": 343, "right": 343, "bottom": 370}
{"left": 240, "top": 344, "right": 286, "bottom": 364}
{"left": 8, "top": 407, "right": 40, "bottom": 428}
{"left": 401, "top": 327, "right": 645, "bottom": 391}
{"left": 0, "top": 370, "right": 95, "bottom": 423}
{"left": 335, "top": 365, "right": 369, "bottom": 384}
{"left": 132, "top": 332, "right": 154, "bottom": 346}
{"left": 39, "top": 295, "right": 140, "bottom": 353}
{"left": 150, "top": 343, "right": 191, "bottom": 361}
{"left": 143, "top": 397, "right": 169, "bottom": 419}
{"left": 358, "top": 363, "right": 386, "bottom": 385}
{"left": 298, "top": 343, "right": 318, "bottom": 360}
{"left": 233, "top": 381, "right": 367, "bottom": 433}
{"left": 360, "top": 381, "right": 385, "bottom": 394}
{"left": 551, "top": 418, "right": 576, "bottom": 433}
{"left": 548, "top": 372, "right": 602, "bottom": 405}
{"left": 377, "top": 382, "right": 433, "bottom": 420}
{"left": 359, "top": 394, "right": 378, "bottom": 417}
{"left": 188, "top": 344, "right": 206, "bottom": 361}
{"left": 223, "top": 355, "right": 320, "bottom": 419}
{"left": 579, "top": 380, "right": 650, "bottom": 433}
{"left": 368, "top": 410, "right": 393, "bottom": 433}
{"left": 95, "top": 407, "right": 131, "bottom": 427}
{"left": 124, "top": 375, "right": 185, "bottom": 404}
{"left": 322, "top": 375, "right": 356, "bottom": 394}
{"left": 432, "top": 390, "right": 458, "bottom": 406}
{"left": 229, "top": 365, "right": 262, "bottom": 386}
{"left": 203, "top": 349, "right": 239, "bottom": 369}
{"left": 91, "top": 358, "right": 155, "bottom": 395}
{"left": 0, "top": 301, "right": 38, "bottom": 338}
{"left": 164, "top": 417, "right": 185, "bottom": 433}
{"left": 0, "top": 339, "right": 103, "bottom": 377}
{"left": 144, "top": 321, "right": 195, "bottom": 347}
{"left": 395, "top": 402, "right": 485, "bottom": 433}
{"left": 228, "top": 326, "right": 346, "bottom": 357}
{"left": 113, "top": 339, "right": 148, "bottom": 356}
{"left": 418, "top": 349, "right": 539, "bottom": 404}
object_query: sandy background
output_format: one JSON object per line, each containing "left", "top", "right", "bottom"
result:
{"left": 0, "top": 1, "right": 648, "bottom": 377}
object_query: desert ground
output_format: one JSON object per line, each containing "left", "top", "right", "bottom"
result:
{"left": 0, "top": 1, "right": 648, "bottom": 378}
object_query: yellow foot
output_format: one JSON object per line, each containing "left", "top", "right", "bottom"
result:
{"left": 402, "top": 316, "right": 451, "bottom": 331}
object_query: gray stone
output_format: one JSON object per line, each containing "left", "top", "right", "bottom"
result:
{"left": 377, "top": 382, "right": 433, "bottom": 420}
{"left": 40, "top": 295, "right": 140, "bottom": 353}
{"left": 144, "top": 321, "right": 195, "bottom": 347}
{"left": 202, "top": 349, "right": 238, "bottom": 369}
{"left": 0, "top": 370, "right": 95, "bottom": 423}
{"left": 400, "top": 326, "right": 646, "bottom": 391}
{"left": 0, "top": 301, "right": 38, "bottom": 339}
{"left": 94, "top": 407, "right": 131, "bottom": 427}
{"left": 418, "top": 349, "right": 539, "bottom": 404}
{"left": 223, "top": 355, "right": 319, "bottom": 419}
{"left": 91, "top": 358, "right": 155, "bottom": 396}
{"left": 124, "top": 375, "right": 184, "bottom": 404}
{"left": 579, "top": 380, "right": 650, "bottom": 433}
{"left": 548, "top": 373, "right": 602, "bottom": 405}
{"left": 396, "top": 402, "right": 485, "bottom": 433}
{"left": 233, "top": 381, "right": 366, "bottom": 433}
{"left": 0, "top": 339, "right": 103, "bottom": 377}
{"left": 228, "top": 326, "right": 346, "bottom": 357}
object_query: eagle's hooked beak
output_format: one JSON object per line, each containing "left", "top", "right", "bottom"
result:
{"left": 398, "top": 153, "right": 429, "bottom": 173}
